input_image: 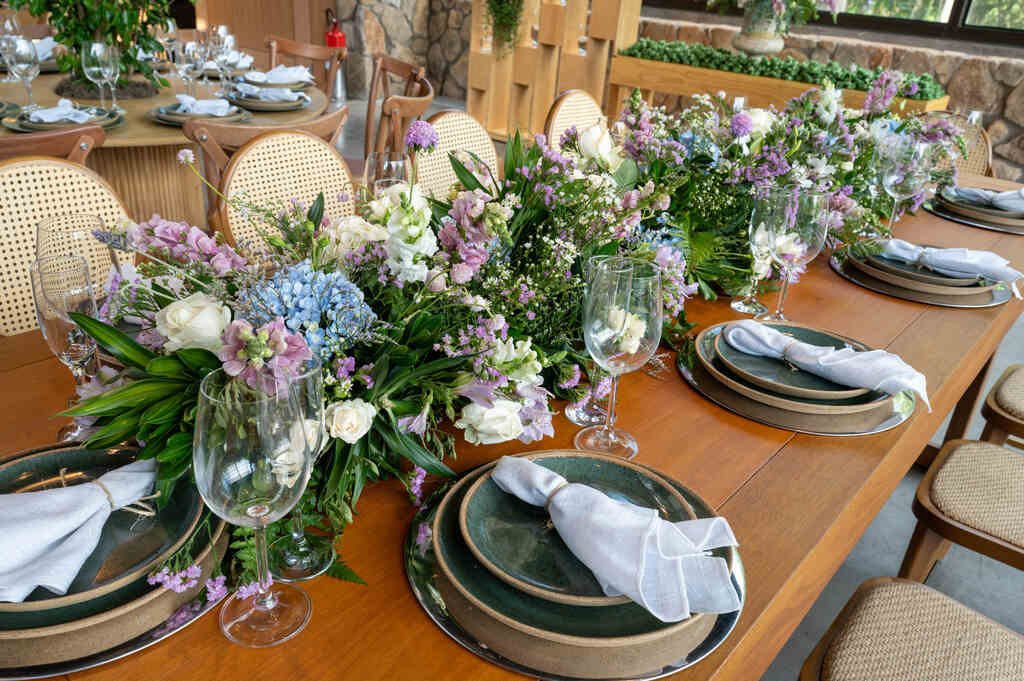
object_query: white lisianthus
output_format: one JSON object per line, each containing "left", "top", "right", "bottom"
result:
{"left": 155, "top": 292, "right": 231, "bottom": 353}
{"left": 324, "top": 215, "right": 388, "bottom": 259}
{"left": 608, "top": 306, "right": 647, "bottom": 355}
{"left": 751, "top": 223, "right": 774, "bottom": 280}
{"left": 816, "top": 85, "right": 842, "bottom": 125}
{"left": 745, "top": 108, "right": 777, "bottom": 137}
{"left": 456, "top": 400, "right": 524, "bottom": 445}
{"left": 578, "top": 123, "right": 625, "bottom": 172}
{"left": 492, "top": 338, "right": 543, "bottom": 385}
{"left": 386, "top": 227, "right": 437, "bottom": 284}
{"left": 325, "top": 398, "right": 377, "bottom": 443}
{"left": 807, "top": 156, "right": 836, "bottom": 179}
{"left": 774, "top": 232, "right": 808, "bottom": 261}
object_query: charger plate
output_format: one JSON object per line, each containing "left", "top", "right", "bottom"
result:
{"left": 459, "top": 452, "right": 695, "bottom": 607}
{"left": 406, "top": 458, "right": 744, "bottom": 681}
{"left": 0, "top": 102, "right": 18, "bottom": 118}
{"left": 226, "top": 94, "right": 309, "bottom": 112}
{"left": 2, "top": 112, "right": 123, "bottom": 134}
{"left": 242, "top": 75, "right": 312, "bottom": 90}
{"left": 713, "top": 322, "right": 870, "bottom": 401}
{"left": 936, "top": 190, "right": 1024, "bottom": 221}
{"left": 847, "top": 256, "right": 997, "bottom": 297}
{"left": 925, "top": 200, "right": 1024, "bottom": 236}
{"left": 831, "top": 255, "right": 1013, "bottom": 309}
{"left": 16, "top": 106, "right": 110, "bottom": 132}
{"left": 866, "top": 252, "right": 978, "bottom": 287}
{"left": 680, "top": 330, "right": 915, "bottom": 437}
{"left": 146, "top": 105, "right": 250, "bottom": 127}
{"left": 0, "top": 445, "right": 202, "bottom": 630}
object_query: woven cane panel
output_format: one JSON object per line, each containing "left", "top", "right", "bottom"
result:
{"left": 995, "top": 367, "right": 1024, "bottom": 420}
{"left": 0, "top": 160, "right": 129, "bottom": 336}
{"left": 930, "top": 441, "right": 1024, "bottom": 548}
{"left": 419, "top": 112, "right": 499, "bottom": 199}
{"left": 546, "top": 92, "right": 605, "bottom": 151}
{"left": 222, "top": 133, "right": 356, "bottom": 249}
{"left": 920, "top": 111, "right": 991, "bottom": 176}
{"left": 822, "top": 580, "right": 1024, "bottom": 681}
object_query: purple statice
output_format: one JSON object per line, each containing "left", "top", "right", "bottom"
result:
{"left": 415, "top": 521, "right": 432, "bottom": 555}
{"left": 205, "top": 575, "right": 228, "bottom": 602}
{"left": 730, "top": 112, "right": 754, "bottom": 138}
{"left": 516, "top": 383, "right": 554, "bottom": 444}
{"left": 125, "top": 216, "right": 246, "bottom": 277}
{"left": 863, "top": 70, "right": 903, "bottom": 115}
{"left": 559, "top": 125, "right": 579, "bottom": 150}
{"left": 437, "top": 315, "right": 510, "bottom": 376}
{"left": 654, "top": 245, "right": 698, "bottom": 318}
{"left": 147, "top": 565, "right": 202, "bottom": 593}
{"left": 408, "top": 466, "right": 427, "bottom": 506}
{"left": 405, "top": 120, "right": 439, "bottom": 154}
{"left": 558, "top": 364, "right": 582, "bottom": 390}
{"left": 218, "top": 317, "right": 313, "bottom": 396}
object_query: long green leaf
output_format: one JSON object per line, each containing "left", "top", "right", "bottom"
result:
{"left": 176, "top": 348, "right": 221, "bottom": 374}
{"left": 374, "top": 421, "right": 453, "bottom": 477}
{"left": 69, "top": 312, "right": 155, "bottom": 370}
{"left": 140, "top": 393, "right": 188, "bottom": 424}
{"left": 145, "top": 356, "right": 191, "bottom": 379}
{"left": 449, "top": 152, "right": 485, "bottom": 193}
{"left": 84, "top": 408, "right": 143, "bottom": 448}
{"left": 376, "top": 355, "right": 467, "bottom": 396}
{"left": 63, "top": 379, "right": 185, "bottom": 417}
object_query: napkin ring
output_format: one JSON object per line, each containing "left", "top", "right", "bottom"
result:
{"left": 545, "top": 482, "right": 570, "bottom": 513}
{"left": 58, "top": 467, "right": 160, "bottom": 517}
{"left": 781, "top": 339, "right": 800, "bottom": 372}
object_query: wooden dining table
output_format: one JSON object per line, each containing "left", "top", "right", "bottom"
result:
{"left": 0, "top": 73, "right": 328, "bottom": 227}
{"left": 1, "top": 173, "right": 1021, "bottom": 681}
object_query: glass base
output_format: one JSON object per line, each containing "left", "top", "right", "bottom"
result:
{"left": 730, "top": 296, "right": 768, "bottom": 316}
{"left": 574, "top": 425, "right": 638, "bottom": 460}
{"left": 564, "top": 401, "right": 606, "bottom": 427}
{"left": 219, "top": 582, "right": 311, "bottom": 647}
{"left": 20, "top": 103, "right": 39, "bottom": 112}
{"left": 755, "top": 311, "right": 787, "bottom": 321}
{"left": 269, "top": 533, "right": 334, "bottom": 583}
{"left": 57, "top": 421, "right": 93, "bottom": 443}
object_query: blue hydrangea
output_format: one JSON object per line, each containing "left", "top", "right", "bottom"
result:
{"left": 245, "top": 260, "right": 377, "bottom": 362}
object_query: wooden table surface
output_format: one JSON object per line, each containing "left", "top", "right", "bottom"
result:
{"left": 1, "top": 174, "right": 1021, "bottom": 681}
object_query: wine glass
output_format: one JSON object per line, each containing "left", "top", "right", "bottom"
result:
{"left": 37, "top": 214, "right": 122, "bottom": 293}
{"left": 880, "top": 142, "right": 931, "bottom": 233}
{"left": 574, "top": 256, "right": 662, "bottom": 460}
{"left": 732, "top": 198, "right": 773, "bottom": 317}
{"left": 213, "top": 33, "right": 236, "bottom": 97}
{"left": 174, "top": 41, "right": 201, "bottom": 97}
{"left": 10, "top": 37, "right": 39, "bottom": 111}
{"left": 194, "top": 361, "right": 322, "bottom": 647}
{"left": 82, "top": 43, "right": 115, "bottom": 112}
{"left": 268, "top": 362, "right": 333, "bottom": 582}
{"left": 0, "top": 15, "right": 20, "bottom": 83}
{"left": 754, "top": 186, "right": 829, "bottom": 322}
{"left": 98, "top": 44, "right": 121, "bottom": 113}
{"left": 364, "top": 151, "right": 410, "bottom": 197}
{"left": 565, "top": 254, "right": 611, "bottom": 427}
{"left": 30, "top": 256, "right": 100, "bottom": 441}
{"left": 154, "top": 18, "right": 177, "bottom": 60}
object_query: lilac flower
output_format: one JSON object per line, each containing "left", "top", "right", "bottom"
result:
{"left": 147, "top": 565, "right": 200, "bottom": 593}
{"left": 405, "top": 120, "right": 439, "bottom": 153}
{"left": 863, "top": 70, "right": 903, "bottom": 115}
{"left": 176, "top": 149, "right": 195, "bottom": 165}
{"left": 415, "top": 521, "right": 432, "bottom": 555}
{"left": 730, "top": 112, "right": 754, "bottom": 138}
{"left": 129, "top": 215, "right": 246, "bottom": 276}
{"left": 205, "top": 575, "right": 228, "bottom": 602}
{"left": 407, "top": 466, "right": 428, "bottom": 507}
{"left": 516, "top": 383, "right": 554, "bottom": 444}
{"left": 398, "top": 404, "right": 430, "bottom": 437}
{"left": 558, "top": 364, "right": 582, "bottom": 391}
{"left": 218, "top": 317, "right": 313, "bottom": 396}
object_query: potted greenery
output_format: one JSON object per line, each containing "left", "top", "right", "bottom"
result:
{"left": 9, "top": 0, "right": 183, "bottom": 97}
{"left": 707, "top": 0, "right": 845, "bottom": 55}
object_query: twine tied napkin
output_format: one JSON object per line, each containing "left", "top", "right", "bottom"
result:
{"left": 246, "top": 64, "right": 314, "bottom": 84}
{"left": 723, "top": 319, "right": 931, "bottom": 410}
{"left": 0, "top": 459, "right": 157, "bottom": 602}
{"left": 491, "top": 456, "right": 740, "bottom": 623}
{"left": 881, "top": 239, "right": 1022, "bottom": 299}
{"left": 949, "top": 186, "right": 1024, "bottom": 213}
{"left": 28, "top": 98, "right": 91, "bottom": 123}
{"left": 235, "top": 82, "right": 309, "bottom": 102}
{"left": 174, "top": 94, "right": 232, "bottom": 116}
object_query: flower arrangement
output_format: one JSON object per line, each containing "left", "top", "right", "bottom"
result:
{"left": 708, "top": 0, "right": 845, "bottom": 34}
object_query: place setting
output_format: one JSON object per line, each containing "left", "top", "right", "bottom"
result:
{"left": 226, "top": 82, "right": 311, "bottom": 112}
{"left": 1, "top": 98, "right": 122, "bottom": 133}
{"left": 242, "top": 64, "right": 315, "bottom": 91}
{"left": 927, "top": 183, "right": 1024, "bottom": 234}
{"left": 146, "top": 93, "right": 251, "bottom": 127}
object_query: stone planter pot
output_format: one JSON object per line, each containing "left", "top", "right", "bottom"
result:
{"left": 732, "top": 4, "right": 785, "bottom": 56}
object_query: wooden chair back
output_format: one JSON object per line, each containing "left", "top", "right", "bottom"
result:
{"left": 417, "top": 110, "right": 499, "bottom": 199}
{"left": 182, "top": 105, "right": 350, "bottom": 224}
{"left": 0, "top": 125, "right": 105, "bottom": 164}
{"left": 218, "top": 130, "right": 357, "bottom": 249}
{"left": 364, "top": 54, "right": 434, "bottom": 159}
{"left": 544, "top": 90, "right": 605, "bottom": 150}
{"left": 919, "top": 110, "right": 993, "bottom": 177}
{"left": 266, "top": 35, "right": 346, "bottom": 101}
{"left": 0, "top": 157, "right": 130, "bottom": 335}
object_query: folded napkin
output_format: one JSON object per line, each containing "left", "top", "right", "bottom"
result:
{"left": 491, "top": 456, "right": 741, "bottom": 622}
{"left": 881, "top": 239, "right": 1022, "bottom": 299}
{"left": 234, "top": 82, "right": 309, "bottom": 102}
{"left": 0, "top": 459, "right": 157, "bottom": 602}
{"left": 33, "top": 36, "right": 57, "bottom": 61}
{"left": 723, "top": 319, "right": 930, "bottom": 410}
{"left": 28, "top": 98, "right": 91, "bottom": 123}
{"left": 247, "top": 64, "right": 314, "bottom": 84}
{"left": 949, "top": 186, "right": 1024, "bottom": 214}
{"left": 174, "top": 94, "right": 232, "bottom": 116}
{"left": 204, "top": 51, "right": 253, "bottom": 70}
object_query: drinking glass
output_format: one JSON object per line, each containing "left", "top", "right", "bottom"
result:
{"left": 82, "top": 43, "right": 116, "bottom": 112}
{"left": 574, "top": 256, "right": 662, "bottom": 460}
{"left": 174, "top": 41, "right": 202, "bottom": 97}
{"left": 37, "top": 214, "right": 121, "bottom": 291}
{"left": 213, "top": 33, "right": 236, "bottom": 96}
{"left": 10, "top": 38, "right": 40, "bottom": 111}
{"left": 880, "top": 142, "right": 931, "bottom": 233}
{"left": 268, "top": 362, "right": 333, "bottom": 582}
{"left": 565, "top": 254, "right": 611, "bottom": 427}
{"left": 194, "top": 362, "right": 322, "bottom": 647}
{"left": 364, "top": 151, "right": 410, "bottom": 197}
{"left": 197, "top": 30, "right": 215, "bottom": 86}
{"left": 0, "top": 15, "right": 20, "bottom": 83}
{"left": 154, "top": 18, "right": 177, "bottom": 60}
{"left": 731, "top": 199, "right": 773, "bottom": 316}
{"left": 30, "top": 256, "right": 99, "bottom": 441}
{"left": 754, "top": 186, "right": 829, "bottom": 322}
{"left": 98, "top": 44, "right": 121, "bottom": 113}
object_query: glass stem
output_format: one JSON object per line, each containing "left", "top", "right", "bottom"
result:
{"left": 774, "top": 271, "right": 791, "bottom": 318}
{"left": 602, "top": 375, "right": 619, "bottom": 436}
{"left": 97, "top": 81, "right": 106, "bottom": 110}
{"left": 290, "top": 513, "right": 309, "bottom": 548}
{"left": 888, "top": 201, "right": 898, "bottom": 233}
{"left": 23, "top": 79, "right": 33, "bottom": 108}
{"left": 109, "top": 82, "right": 118, "bottom": 112}
{"left": 252, "top": 526, "right": 276, "bottom": 609}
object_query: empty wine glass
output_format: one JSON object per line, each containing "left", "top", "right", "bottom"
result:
{"left": 154, "top": 18, "right": 177, "bottom": 60}
{"left": 754, "top": 186, "right": 829, "bottom": 322}
{"left": 213, "top": 33, "right": 236, "bottom": 96}
{"left": 364, "top": 151, "right": 410, "bottom": 196}
{"left": 565, "top": 254, "right": 611, "bottom": 427}
{"left": 196, "top": 30, "right": 214, "bottom": 87}
{"left": 268, "top": 362, "right": 333, "bottom": 582}
{"left": 37, "top": 214, "right": 122, "bottom": 293}
{"left": 194, "top": 361, "right": 322, "bottom": 647}
{"left": 10, "top": 37, "right": 40, "bottom": 111}
{"left": 0, "top": 15, "right": 20, "bottom": 83}
{"left": 732, "top": 198, "right": 773, "bottom": 317}
{"left": 99, "top": 44, "right": 121, "bottom": 113}
{"left": 880, "top": 142, "right": 931, "bottom": 232}
{"left": 30, "top": 256, "right": 99, "bottom": 441}
{"left": 174, "top": 41, "right": 202, "bottom": 97}
{"left": 82, "top": 43, "right": 114, "bottom": 112}
{"left": 574, "top": 256, "right": 662, "bottom": 460}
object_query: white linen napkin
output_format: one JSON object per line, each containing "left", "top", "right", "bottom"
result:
{"left": 950, "top": 186, "right": 1024, "bottom": 213}
{"left": 28, "top": 98, "right": 91, "bottom": 123}
{"left": 234, "top": 52, "right": 254, "bottom": 69}
{"left": 234, "top": 82, "right": 309, "bottom": 102}
{"left": 174, "top": 94, "right": 232, "bottom": 116}
{"left": 33, "top": 37, "right": 57, "bottom": 61}
{"left": 247, "top": 64, "right": 314, "bottom": 84}
{"left": 0, "top": 459, "right": 157, "bottom": 602}
{"left": 723, "top": 319, "right": 931, "bottom": 410}
{"left": 491, "top": 456, "right": 741, "bottom": 623}
{"left": 881, "top": 239, "right": 1022, "bottom": 299}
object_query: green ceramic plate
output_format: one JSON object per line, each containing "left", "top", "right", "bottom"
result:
{"left": 848, "top": 256, "right": 997, "bottom": 297}
{"left": 16, "top": 106, "right": 111, "bottom": 131}
{"left": 458, "top": 452, "right": 695, "bottom": 607}
{"left": 865, "top": 251, "right": 991, "bottom": 288}
{"left": 242, "top": 75, "right": 312, "bottom": 90}
{"left": 2, "top": 111, "right": 123, "bottom": 134}
{"left": 226, "top": 94, "right": 309, "bottom": 112}
{"left": 0, "top": 445, "right": 202, "bottom": 630}
{"left": 938, "top": 187, "right": 1024, "bottom": 220}
{"left": 714, "top": 322, "right": 871, "bottom": 401}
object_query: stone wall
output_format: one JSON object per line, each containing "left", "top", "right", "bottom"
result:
{"left": 336, "top": 0, "right": 430, "bottom": 98}
{"left": 426, "top": 0, "right": 471, "bottom": 98}
{"left": 638, "top": 17, "right": 1024, "bottom": 181}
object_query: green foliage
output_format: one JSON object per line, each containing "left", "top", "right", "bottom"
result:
{"left": 620, "top": 39, "right": 945, "bottom": 100}
{"left": 9, "top": 0, "right": 187, "bottom": 88}
{"left": 485, "top": 0, "right": 524, "bottom": 58}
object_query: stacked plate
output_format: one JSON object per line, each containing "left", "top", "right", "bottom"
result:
{"left": 146, "top": 102, "right": 251, "bottom": 127}
{"left": 681, "top": 322, "right": 913, "bottom": 436}
{"left": 226, "top": 91, "right": 309, "bottom": 112}
{"left": 410, "top": 451, "right": 743, "bottom": 680}
{"left": 931, "top": 188, "right": 1024, "bottom": 234}
{"left": 242, "top": 74, "right": 312, "bottom": 91}
{"left": 2, "top": 106, "right": 123, "bottom": 133}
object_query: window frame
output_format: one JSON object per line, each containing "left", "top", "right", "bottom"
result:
{"left": 643, "top": 0, "right": 1024, "bottom": 47}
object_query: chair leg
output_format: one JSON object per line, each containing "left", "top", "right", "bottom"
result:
{"left": 898, "top": 521, "right": 952, "bottom": 582}
{"left": 980, "top": 421, "right": 1009, "bottom": 446}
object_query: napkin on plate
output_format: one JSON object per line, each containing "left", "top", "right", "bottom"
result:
{"left": 33, "top": 36, "right": 57, "bottom": 61}
{"left": 723, "top": 319, "right": 930, "bottom": 410}
{"left": 174, "top": 94, "right": 232, "bottom": 116}
{"left": 247, "top": 64, "right": 314, "bottom": 84}
{"left": 491, "top": 456, "right": 740, "bottom": 623}
{"left": 28, "top": 98, "right": 91, "bottom": 123}
{"left": 881, "top": 239, "right": 1023, "bottom": 299}
{"left": 0, "top": 459, "right": 157, "bottom": 602}
{"left": 948, "top": 186, "right": 1024, "bottom": 214}
{"left": 234, "top": 82, "right": 309, "bottom": 102}
{"left": 204, "top": 51, "right": 253, "bottom": 71}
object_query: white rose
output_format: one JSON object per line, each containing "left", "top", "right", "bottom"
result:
{"left": 840, "top": 161, "right": 854, "bottom": 172}
{"left": 155, "top": 292, "right": 231, "bottom": 353}
{"left": 325, "top": 398, "right": 377, "bottom": 444}
{"left": 745, "top": 108, "right": 776, "bottom": 137}
{"left": 455, "top": 400, "right": 523, "bottom": 445}
{"left": 325, "top": 215, "right": 387, "bottom": 259}
{"left": 578, "top": 124, "right": 624, "bottom": 172}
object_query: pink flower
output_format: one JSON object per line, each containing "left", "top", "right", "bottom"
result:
{"left": 218, "top": 317, "right": 313, "bottom": 395}
{"left": 450, "top": 262, "right": 473, "bottom": 284}
{"left": 177, "top": 149, "right": 195, "bottom": 165}
{"left": 205, "top": 575, "right": 228, "bottom": 602}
